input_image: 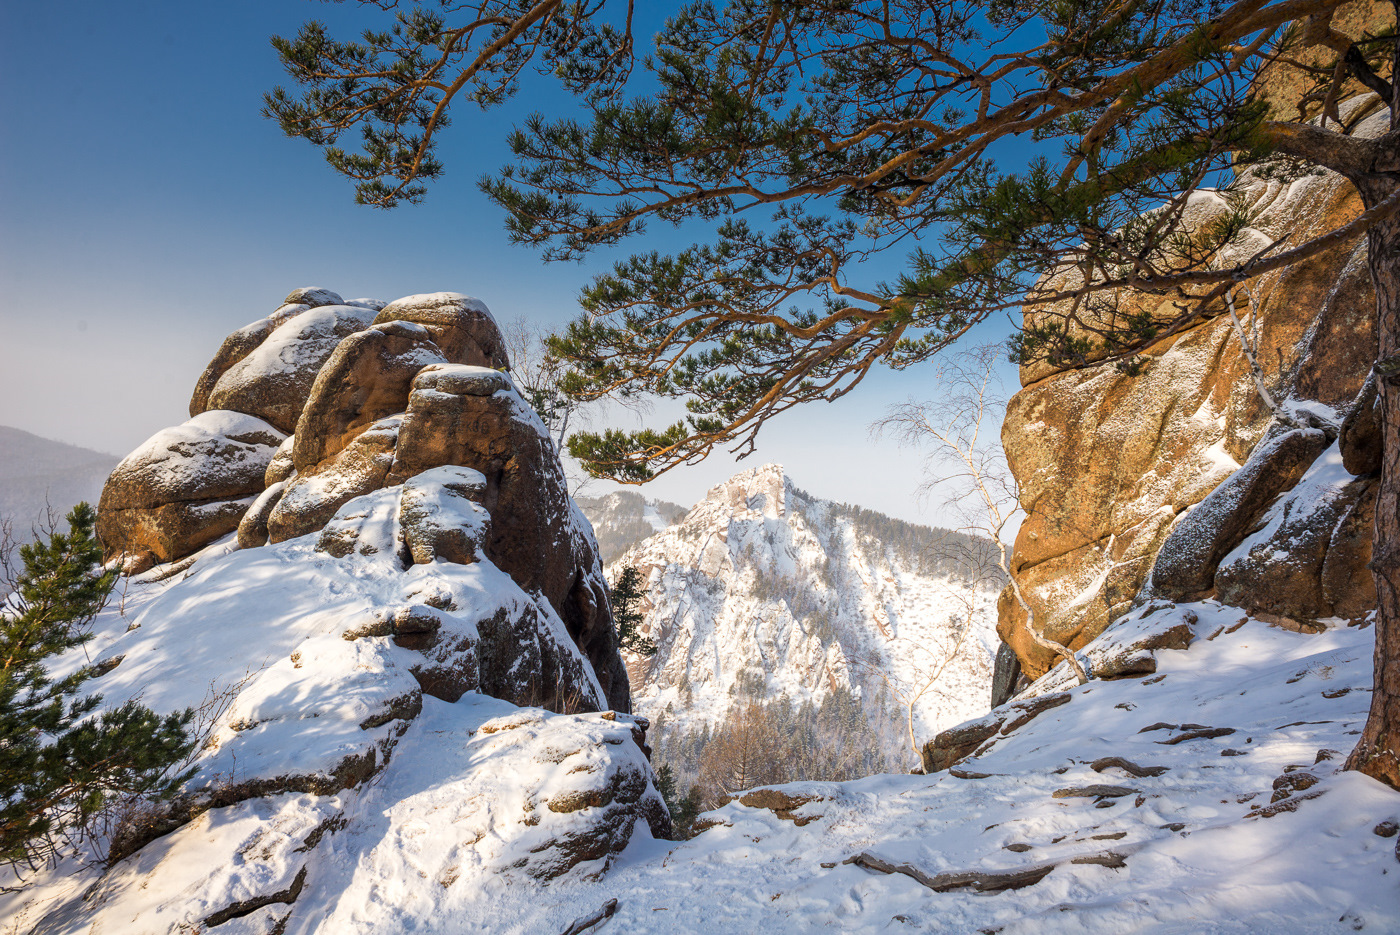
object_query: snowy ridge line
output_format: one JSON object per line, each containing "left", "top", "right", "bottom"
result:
{"left": 610, "top": 462, "right": 1004, "bottom": 776}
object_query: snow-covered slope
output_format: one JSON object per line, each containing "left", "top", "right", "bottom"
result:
{"left": 616, "top": 464, "right": 1004, "bottom": 771}
{"left": 23, "top": 592, "right": 1389, "bottom": 933}
{"left": 8, "top": 482, "right": 1397, "bottom": 933}
{"left": 2, "top": 519, "right": 667, "bottom": 933}
{"left": 502, "top": 603, "right": 1393, "bottom": 934}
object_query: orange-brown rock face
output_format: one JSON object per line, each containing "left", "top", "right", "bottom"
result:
{"left": 293, "top": 320, "right": 447, "bottom": 470}
{"left": 97, "top": 411, "right": 287, "bottom": 570}
{"left": 97, "top": 287, "right": 629, "bottom": 713}
{"left": 268, "top": 415, "right": 403, "bottom": 544}
{"left": 204, "top": 303, "right": 382, "bottom": 435}
{"left": 390, "top": 364, "right": 630, "bottom": 711}
{"left": 999, "top": 104, "right": 1384, "bottom": 678}
{"left": 372, "top": 292, "right": 510, "bottom": 371}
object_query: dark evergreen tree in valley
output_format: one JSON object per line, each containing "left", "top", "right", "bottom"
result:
{"left": 610, "top": 565, "right": 656, "bottom": 655}
{"left": 653, "top": 763, "right": 705, "bottom": 839}
{"left": 0, "top": 503, "right": 195, "bottom": 869}
{"left": 267, "top": 1, "right": 1400, "bottom": 789}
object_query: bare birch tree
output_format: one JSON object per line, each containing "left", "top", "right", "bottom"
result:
{"left": 877, "top": 345, "right": 1090, "bottom": 685}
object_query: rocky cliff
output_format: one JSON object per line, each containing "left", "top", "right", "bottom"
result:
{"left": 6, "top": 288, "right": 670, "bottom": 933}
{"left": 96, "top": 287, "right": 627, "bottom": 710}
{"left": 998, "top": 94, "right": 1386, "bottom": 678}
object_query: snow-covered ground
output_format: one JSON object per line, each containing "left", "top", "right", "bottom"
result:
{"left": 299, "top": 601, "right": 1393, "bottom": 934}
{"left": 6, "top": 557, "right": 1396, "bottom": 932}
{"left": 6, "top": 447, "right": 1399, "bottom": 935}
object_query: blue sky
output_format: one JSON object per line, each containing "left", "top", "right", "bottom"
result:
{"left": 0, "top": 0, "right": 1022, "bottom": 525}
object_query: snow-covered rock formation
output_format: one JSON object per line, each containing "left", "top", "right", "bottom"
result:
{"left": 4, "top": 287, "right": 670, "bottom": 933}
{"left": 998, "top": 94, "right": 1389, "bottom": 678}
{"left": 96, "top": 287, "right": 627, "bottom": 710}
{"left": 615, "top": 463, "right": 1003, "bottom": 772}
{"left": 26, "top": 588, "right": 1394, "bottom": 932}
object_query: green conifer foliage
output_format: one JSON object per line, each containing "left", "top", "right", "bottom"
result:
{"left": 653, "top": 763, "right": 704, "bottom": 840}
{"left": 610, "top": 565, "right": 657, "bottom": 656}
{"left": 0, "top": 504, "right": 195, "bottom": 869}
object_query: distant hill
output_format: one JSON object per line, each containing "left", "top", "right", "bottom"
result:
{"left": 0, "top": 426, "right": 117, "bottom": 539}
{"left": 575, "top": 489, "right": 688, "bottom": 565}
{"left": 614, "top": 462, "right": 1004, "bottom": 793}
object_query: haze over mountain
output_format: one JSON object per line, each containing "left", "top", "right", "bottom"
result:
{"left": 574, "top": 490, "right": 687, "bottom": 565}
{"left": 0, "top": 426, "right": 117, "bottom": 535}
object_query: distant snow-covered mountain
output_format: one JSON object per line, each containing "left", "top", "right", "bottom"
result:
{"left": 610, "top": 463, "right": 1004, "bottom": 778}
{"left": 575, "top": 489, "right": 687, "bottom": 565}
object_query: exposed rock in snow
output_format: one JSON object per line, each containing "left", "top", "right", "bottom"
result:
{"left": 282, "top": 286, "right": 345, "bottom": 309}
{"left": 615, "top": 463, "right": 1003, "bottom": 772}
{"left": 96, "top": 410, "right": 285, "bottom": 570}
{"left": 1213, "top": 441, "right": 1378, "bottom": 626}
{"left": 99, "top": 285, "right": 629, "bottom": 722}
{"left": 1147, "top": 427, "right": 1331, "bottom": 602}
{"left": 388, "top": 363, "right": 629, "bottom": 711}
{"left": 264, "top": 434, "right": 296, "bottom": 487}
{"left": 1340, "top": 370, "right": 1383, "bottom": 475}
{"left": 270, "top": 415, "right": 403, "bottom": 543}
{"left": 186, "top": 287, "right": 344, "bottom": 418}
{"left": 1000, "top": 96, "right": 1384, "bottom": 676}
{"left": 74, "top": 286, "right": 638, "bottom": 892}
{"left": 292, "top": 320, "right": 446, "bottom": 469}
{"left": 238, "top": 478, "right": 288, "bottom": 549}
{"left": 372, "top": 292, "right": 510, "bottom": 371}
{"left": 18, "top": 698, "right": 666, "bottom": 935}
{"left": 206, "top": 304, "right": 381, "bottom": 435}
{"left": 10, "top": 396, "right": 660, "bottom": 930}
{"left": 399, "top": 465, "right": 491, "bottom": 565}
{"left": 18, "top": 586, "right": 1393, "bottom": 933}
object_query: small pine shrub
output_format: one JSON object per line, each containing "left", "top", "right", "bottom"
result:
{"left": 0, "top": 504, "right": 196, "bottom": 870}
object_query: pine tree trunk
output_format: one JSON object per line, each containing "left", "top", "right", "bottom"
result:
{"left": 1347, "top": 181, "right": 1400, "bottom": 790}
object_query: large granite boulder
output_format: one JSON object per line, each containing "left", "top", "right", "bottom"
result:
{"left": 268, "top": 416, "right": 403, "bottom": 544}
{"left": 998, "top": 101, "right": 1385, "bottom": 677}
{"left": 1213, "top": 449, "right": 1378, "bottom": 627}
{"left": 389, "top": 364, "right": 629, "bottom": 711}
{"left": 187, "top": 287, "right": 348, "bottom": 417}
{"left": 97, "top": 411, "right": 285, "bottom": 569}
{"left": 371, "top": 292, "right": 509, "bottom": 370}
{"left": 398, "top": 465, "right": 491, "bottom": 566}
{"left": 70, "top": 287, "right": 649, "bottom": 930}
{"left": 100, "top": 286, "right": 627, "bottom": 715}
{"left": 1340, "top": 373, "right": 1383, "bottom": 475}
{"left": 1147, "top": 428, "right": 1332, "bottom": 602}
{"left": 292, "top": 319, "right": 446, "bottom": 470}
{"left": 205, "top": 304, "right": 379, "bottom": 434}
